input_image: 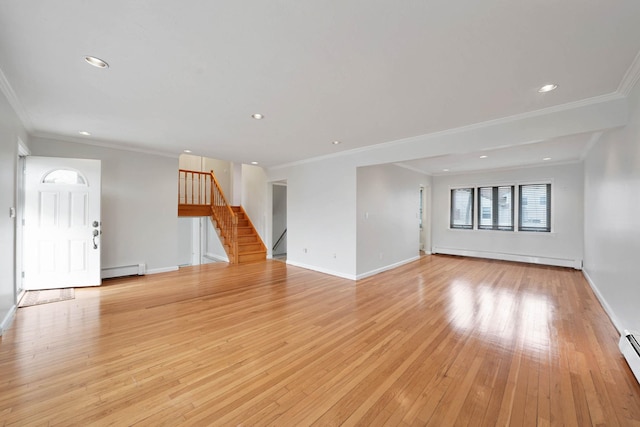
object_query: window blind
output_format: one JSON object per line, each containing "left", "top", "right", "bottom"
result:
{"left": 519, "top": 184, "right": 551, "bottom": 232}
{"left": 450, "top": 188, "right": 474, "bottom": 229}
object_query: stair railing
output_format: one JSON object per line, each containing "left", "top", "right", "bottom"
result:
{"left": 273, "top": 228, "right": 287, "bottom": 252}
{"left": 210, "top": 171, "right": 238, "bottom": 263}
{"left": 178, "top": 169, "right": 211, "bottom": 205}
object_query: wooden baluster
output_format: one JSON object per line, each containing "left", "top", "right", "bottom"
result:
{"left": 185, "top": 171, "right": 188, "bottom": 204}
{"left": 197, "top": 173, "right": 201, "bottom": 205}
{"left": 191, "top": 172, "right": 195, "bottom": 205}
{"left": 178, "top": 171, "right": 181, "bottom": 204}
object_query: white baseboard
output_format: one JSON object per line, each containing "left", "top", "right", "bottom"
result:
{"left": 0, "top": 305, "right": 17, "bottom": 336}
{"left": 432, "top": 247, "right": 582, "bottom": 269}
{"left": 102, "top": 264, "right": 178, "bottom": 278}
{"left": 102, "top": 263, "right": 146, "bottom": 279}
{"left": 582, "top": 268, "right": 623, "bottom": 335}
{"left": 285, "top": 260, "right": 356, "bottom": 280}
{"left": 204, "top": 252, "right": 229, "bottom": 262}
{"left": 146, "top": 266, "right": 179, "bottom": 275}
{"left": 356, "top": 256, "right": 421, "bottom": 280}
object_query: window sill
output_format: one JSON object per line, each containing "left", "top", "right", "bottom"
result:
{"left": 447, "top": 228, "right": 556, "bottom": 237}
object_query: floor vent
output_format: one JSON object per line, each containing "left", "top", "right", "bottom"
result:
{"left": 619, "top": 330, "right": 640, "bottom": 384}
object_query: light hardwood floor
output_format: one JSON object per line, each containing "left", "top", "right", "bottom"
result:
{"left": 1, "top": 255, "right": 639, "bottom": 426}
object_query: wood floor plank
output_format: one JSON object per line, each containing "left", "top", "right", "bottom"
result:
{"left": 1, "top": 255, "right": 639, "bottom": 426}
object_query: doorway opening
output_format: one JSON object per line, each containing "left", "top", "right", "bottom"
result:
{"left": 419, "top": 185, "right": 431, "bottom": 254}
{"left": 272, "top": 181, "right": 287, "bottom": 262}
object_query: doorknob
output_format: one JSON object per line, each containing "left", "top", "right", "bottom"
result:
{"left": 92, "top": 220, "right": 99, "bottom": 227}
{"left": 92, "top": 229, "right": 99, "bottom": 249}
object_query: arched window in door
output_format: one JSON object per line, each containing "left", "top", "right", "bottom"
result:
{"left": 42, "top": 169, "right": 87, "bottom": 185}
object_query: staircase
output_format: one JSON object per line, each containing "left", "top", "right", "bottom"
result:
{"left": 178, "top": 169, "right": 266, "bottom": 264}
{"left": 228, "top": 206, "right": 267, "bottom": 263}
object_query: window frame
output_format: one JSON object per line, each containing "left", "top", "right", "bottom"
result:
{"left": 518, "top": 183, "right": 551, "bottom": 232}
{"left": 449, "top": 187, "right": 475, "bottom": 230}
{"left": 477, "top": 185, "right": 514, "bottom": 231}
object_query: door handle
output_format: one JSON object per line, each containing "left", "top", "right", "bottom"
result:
{"left": 92, "top": 229, "right": 99, "bottom": 249}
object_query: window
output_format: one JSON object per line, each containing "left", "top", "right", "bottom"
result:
{"left": 419, "top": 187, "right": 424, "bottom": 229}
{"left": 42, "top": 169, "right": 87, "bottom": 185}
{"left": 478, "top": 186, "right": 514, "bottom": 231}
{"left": 450, "top": 188, "right": 474, "bottom": 229}
{"left": 519, "top": 184, "right": 551, "bottom": 232}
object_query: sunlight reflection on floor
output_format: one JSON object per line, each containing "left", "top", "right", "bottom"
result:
{"left": 447, "top": 280, "right": 553, "bottom": 355}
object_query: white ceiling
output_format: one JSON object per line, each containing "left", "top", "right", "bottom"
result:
{"left": 1, "top": 1, "right": 640, "bottom": 172}
{"left": 399, "top": 132, "right": 601, "bottom": 175}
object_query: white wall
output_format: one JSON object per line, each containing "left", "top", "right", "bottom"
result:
{"left": 270, "top": 157, "right": 357, "bottom": 278}
{"left": 584, "top": 81, "right": 640, "bottom": 333}
{"left": 203, "top": 218, "right": 229, "bottom": 262}
{"left": 0, "top": 90, "right": 29, "bottom": 333}
{"left": 241, "top": 164, "right": 268, "bottom": 243}
{"left": 356, "top": 164, "right": 430, "bottom": 278}
{"left": 231, "top": 163, "right": 242, "bottom": 206}
{"left": 177, "top": 217, "right": 193, "bottom": 266}
{"left": 432, "top": 163, "right": 584, "bottom": 268}
{"left": 30, "top": 137, "right": 179, "bottom": 274}
{"left": 204, "top": 157, "right": 231, "bottom": 198}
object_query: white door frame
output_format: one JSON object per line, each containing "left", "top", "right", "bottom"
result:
{"left": 15, "top": 139, "right": 29, "bottom": 302}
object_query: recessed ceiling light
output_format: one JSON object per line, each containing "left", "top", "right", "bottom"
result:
{"left": 84, "top": 56, "right": 109, "bottom": 69}
{"left": 251, "top": 161, "right": 259, "bottom": 165}
{"left": 538, "top": 84, "right": 558, "bottom": 93}
{"left": 183, "top": 149, "right": 192, "bottom": 153}
{"left": 332, "top": 140, "right": 341, "bottom": 145}
{"left": 479, "top": 155, "right": 488, "bottom": 159}
{"left": 543, "top": 157, "right": 552, "bottom": 161}
{"left": 443, "top": 168, "right": 450, "bottom": 172}
{"left": 79, "top": 131, "right": 91, "bottom": 136}
{"left": 251, "top": 113, "right": 264, "bottom": 120}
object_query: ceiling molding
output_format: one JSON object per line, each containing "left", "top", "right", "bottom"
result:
{"left": 430, "top": 159, "right": 583, "bottom": 177}
{"left": 31, "top": 131, "right": 179, "bottom": 159}
{"left": 391, "top": 162, "right": 432, "bottom": 176}
{"left": 269, "top": 91, "right": 624, "bottom": 171}
{"left": 617, "top": 49, "right": 640, "bottom": 96}
{"left": 0, "top": 66, "right": 34, "bottom": 131}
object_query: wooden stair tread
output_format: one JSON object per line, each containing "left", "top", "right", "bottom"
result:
{"left": 238, "top": 243, "right": 263, "bottom": 249}
{"left": 237, "top": 249, "right": 267, "bottom": 255}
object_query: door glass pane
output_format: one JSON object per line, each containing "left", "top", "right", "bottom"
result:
{"left": 42, "top": 169, "right": 87, "bottom": 185}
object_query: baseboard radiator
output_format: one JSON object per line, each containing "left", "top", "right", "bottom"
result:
{"left": 101, "top": 263, "right": 146, "bottom": 279}
{"left": 620, "top": 330, "right": 640, "bottom": 384}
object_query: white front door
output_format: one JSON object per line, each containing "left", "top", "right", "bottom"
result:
{"left": 24, "top": 157, "right": 101, "bottom": 290}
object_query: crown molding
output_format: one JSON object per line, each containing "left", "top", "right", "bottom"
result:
{"left": 430, "top": 158, "right": 583, "bottom": 177}
{"left": 617, "top": 49, "right": 640, "bottom": 96}
{"left": 0, "top": 66, "right": 34, "bottom": 131}
{"left": 392, "top": 162, "right": 432, "bottom": 176}
{"left": 269, "top": 92, "right": 624, "bottom": 171}
{"left": 31, "top": 131, "right": 179, "bottom": 159}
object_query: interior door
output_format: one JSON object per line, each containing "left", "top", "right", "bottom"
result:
{"left": 24, "top": 157, "right": 101, "bottom": 289}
